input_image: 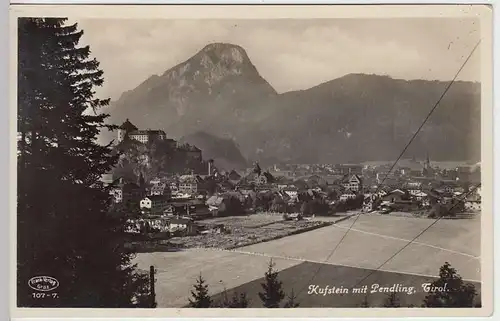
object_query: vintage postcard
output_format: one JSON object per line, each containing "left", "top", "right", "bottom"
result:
{"left": 10, "top": 4, "right": 493, "bottom": 318}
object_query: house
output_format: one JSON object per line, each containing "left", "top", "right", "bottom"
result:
{"left": 382, "top": 189, "right": 408, "bottom": 203}
{"left": 169, "top": 218, "right": 192, "bottom": 229}
{"left": 129, "top": 218, "right": 170, "bottom": 233}
{"left": 268, "top": 166, "right": 295, "bottom": 178}
{"left": 218, "top": 180, "right": 235, "bottom": 192}
{"left": 283, "top": 186, "right": 299, "bottom": 198}
{"left": 362, "top": 196, "right": 375, "bottom": 212}
{"left": 178, "top": 175, "right": 205, "bottom": 195}
{"left": 439, "top": 180, "right": 461, "bottom": 195}
{"left": 164, "top": 204, "right": 175, "bottom": 216}
{"left": 410, "top": 191, "right": 428, "bottom": 201}
{"left": 236, "top": 184, "right": 255, "bottom": 196}
{"left": 254, "top": 173, "right": 269, "bottom": 185}
{"left": 465, "top": 200, "right": 481, "bottom": 211}
{"left": 228, "top": 170, "right": 242, "bottom": 183}
{"left": 149, "top": 177, "right": 162, "bottom": 185}
{"left": 376, "top": 171, "right": 397, "bottom": 184}
{"left": 150, "top": 182, "right": 171, "bottom": 198}
{"left": 398, "top": 167, "right": 412, "bottom": 176}
{"left": 169, "top": 181, "right": 179, "bottom": 193}
{"left": 277, "top": 184, "right": 289, "bottom": 190}
{"left": 406, "top": 181, "right": 422, "bottom": 189}
{"left": 336, "top": 164, "right": 363, "bottom": 176}
{"left": 385, "top": 178, "right": 402, "bottom": 190}
{"left": 340, "top": 192, "right": 357, "bottom": 202}
{"left": 206, "top": 195, "right": 224, "bottom": 215}
{"left": 187, "top": 202, "right": 212, "bottom": 219}
{"left": 110, "top": 178, "right": 143, "bottom": 204}
{"left": 140, "top": 195, "right": 167, "bottom": 214}
{"left": 342, "top": 175, "right": 363, "bottom": 193}
{"left": 307, "top": 175, "right": 327, "bottom": 187}
{"left": 324, "top": 175, "right": 344, "bottom": 186}
{"left": 110, "top": 188, "right": 123, "bottom": 203}
{"left": 466, "top": 186, "right": 481, "bottom": 202}
{"left": 169, "top": 218, "right": 198, "bottom": 236}
{"left": 421, "top": 197, "right": 431, "bottom": 208}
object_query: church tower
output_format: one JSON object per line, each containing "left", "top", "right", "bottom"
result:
{"left": 423, "top": 152, "right": 433, "bottom": 177}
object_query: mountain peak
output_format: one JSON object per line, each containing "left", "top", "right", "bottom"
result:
{"left": 197, "top": 42, "right": 250, "bottom": 66}
{"left": 201, "top": 42, "right": 245, "bottom": 52}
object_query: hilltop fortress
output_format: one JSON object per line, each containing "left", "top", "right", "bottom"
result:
{"left": 117, "top": 119, "right": 169, "bottom": 144}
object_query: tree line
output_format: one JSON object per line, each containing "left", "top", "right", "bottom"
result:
{"left": 188, "top": 260, "right": 479, "bottom": 308}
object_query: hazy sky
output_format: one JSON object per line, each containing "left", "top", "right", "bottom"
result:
{"left": 75, "top": 18, "right": 481, "bottom": 100}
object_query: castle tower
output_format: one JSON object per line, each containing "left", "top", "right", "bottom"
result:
{"left": 117, "top": 119, "right": 138, "bottom": 142}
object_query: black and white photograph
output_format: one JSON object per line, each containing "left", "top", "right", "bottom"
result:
{"left": 11, "top": 4, "right": 493, "bottom": 317}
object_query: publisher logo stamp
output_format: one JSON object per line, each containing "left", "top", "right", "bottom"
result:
{"left": 28, "top": 276, "right": 59, "bottom": 292}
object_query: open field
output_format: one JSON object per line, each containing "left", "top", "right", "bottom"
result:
{"left": 169, "top": 215, "right": 332, "bottom": 250}
{"left": 200, "top": 213, "right": 285, "bottom": 228}
{"left": 134, "top": 213, "right": 481, "bottom": 307}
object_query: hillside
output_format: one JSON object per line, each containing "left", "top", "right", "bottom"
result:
{"left": 179, "top": 131, "right": 248, "bottom": 170}
{"left": 111, "top": 138, "right": 209, "bottom": 180}
{"left": 107, "top": 43, "right": 276, "bottom": 139}
{"left": 104, "top": 43, "right": 481, "bottom": 166}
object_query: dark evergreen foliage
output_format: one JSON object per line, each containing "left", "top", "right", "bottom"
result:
{"left": 188, "top": 274, "right": 213, "bottom": 308}
{"left": 423, "top": 262, "right": 477, "bottom": 307}
{"left": 383, "top": 292, "right": 401, "bottom": 307}
{"left": 283, "top": 288, "right": 300, "bottom": 308}
{"left": 218, "top": 195, "right": 244, "bottom": 216}
{"left": 214, "top": 290, "right": 250, "bottom": 308}
{"left": 358, "top": 295, "right": 370, "bottom": 307}
{"left": 258, "top": 259, "right": 285, "bottom": 308}
{"left": 17, "top": 18, "right": 150, "bottom": 307}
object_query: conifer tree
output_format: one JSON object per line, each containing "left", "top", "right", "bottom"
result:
{"left": 188, "top": 274, "right": 212, "bottom": 308}
{"left": 358, "top": 295, "right": 370, "bottom": 307}
{"left": 229, "top": 292, "right": 249, "bottom": 308}
{"left": 215, "top": 291, "right": 250, "bottom": 308}
{"left": 423, "top": 262, "right": 477, "bottom": 307}
{"left": 283, "top": 288, "right": 300, "bottom": 308}
{"left": 17, "top": 18, "right": 150, "bottom": 307}
{"left": 383, "top": 292, "right": 401, "bottom": 307}
{"left": 258, "top": 259, "right": 285, "bottom": 308}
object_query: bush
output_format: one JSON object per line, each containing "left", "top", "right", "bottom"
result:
{"left": 422, "top": 262, "right": 477, "bottom": 307}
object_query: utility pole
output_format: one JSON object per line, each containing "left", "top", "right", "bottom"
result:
{"left": 149, "top": 265, "right": 156, "bottom": 308}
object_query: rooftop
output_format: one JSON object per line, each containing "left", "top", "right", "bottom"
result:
{"left": 129, "top": 129, "right": 167, "bottom": 136}
{"left": 119, "top": 119, "right": 138, "bottom": 131}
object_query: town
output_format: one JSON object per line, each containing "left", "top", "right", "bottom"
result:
{"left": 101, "top": 119, "right": 482, "bottom": 250}
{"left": 16, "top": 15, "right": 486, "bottom": 311}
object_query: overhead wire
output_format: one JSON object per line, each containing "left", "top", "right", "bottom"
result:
{"left": 294, "top": 38, "right": 482, "bottom": 298}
